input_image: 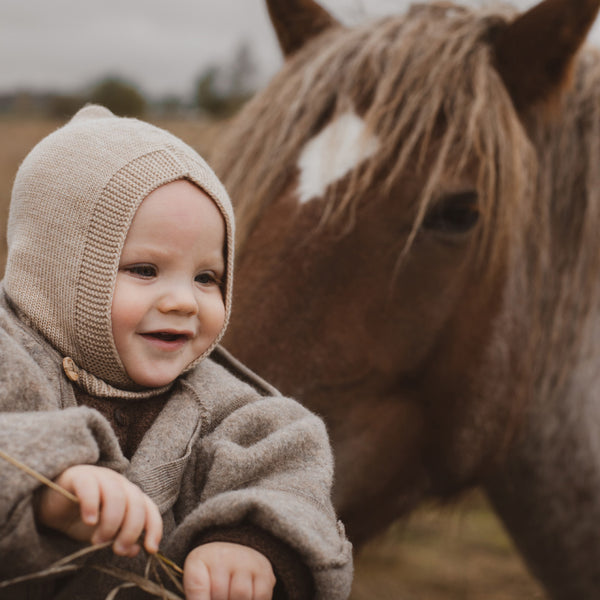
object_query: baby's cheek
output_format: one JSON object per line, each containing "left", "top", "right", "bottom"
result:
{"left": 112, "top": 280, "right": 143, "bottom": 327}
{"left": 111, "top": 279, "right": 146, "bottom": 355}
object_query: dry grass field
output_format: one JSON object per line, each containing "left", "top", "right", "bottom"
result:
{"left": 0, "top": 116, "right": 547, "bottom": 599}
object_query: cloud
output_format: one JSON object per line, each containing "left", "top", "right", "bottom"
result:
{"left": 0, "top": 0, "right": 280, "bottom": 97}
{"left": 0, "top": 0, "right": 598, "bottom": 98}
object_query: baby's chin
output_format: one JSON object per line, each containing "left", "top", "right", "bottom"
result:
{"left": 124, "top": 367, "right": 182, "bottom": 390}
{"left": 124, "top": 356, "right": 204, "bottom": 389}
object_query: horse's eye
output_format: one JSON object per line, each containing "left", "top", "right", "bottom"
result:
{"left": 423, "top": 191, "right": 479, "bottom": 234}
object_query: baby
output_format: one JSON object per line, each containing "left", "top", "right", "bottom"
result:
{"left": 0, "top": 105, "right": 352, "bottom": 599}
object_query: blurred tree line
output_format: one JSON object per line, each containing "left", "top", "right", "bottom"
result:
{"left": 0, "top": 41, "right": 258, "bottom": 120}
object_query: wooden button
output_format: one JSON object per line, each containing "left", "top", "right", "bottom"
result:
{"left": 62, "top": 357, "right": 79, "bottom": 382}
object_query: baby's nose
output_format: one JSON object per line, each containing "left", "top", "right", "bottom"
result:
{"left": 158, "top": 284, "right": 198, "bottom": 314}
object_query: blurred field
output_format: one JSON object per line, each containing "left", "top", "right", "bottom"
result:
{"left": 351, "top": 492, "right": 546, "bottom": 600}
{"left": 0, "top": 117, "right": 546, "bottom": 599}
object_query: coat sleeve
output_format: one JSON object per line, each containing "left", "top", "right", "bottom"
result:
{"left": 0, "top": 322, "right": 127, "bottom": 579}
{"left": 163, "top": 359, "right": 353, "bottom": 600}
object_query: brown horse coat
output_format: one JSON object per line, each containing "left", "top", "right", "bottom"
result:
{"left": 217, "top": 1, "right": 600, "bottom": 597}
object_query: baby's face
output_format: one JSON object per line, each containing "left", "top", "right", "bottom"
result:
{"left": 111, "top": 180, "right": 226, "bottom": 387}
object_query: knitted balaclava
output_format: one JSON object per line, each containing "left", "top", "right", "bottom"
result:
{"left": 4, "top": 105, "right": 235, "bottom": 398}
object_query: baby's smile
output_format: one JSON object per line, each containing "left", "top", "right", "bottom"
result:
{"left": 140, "top": 330, "right": 193, "bottom": 350}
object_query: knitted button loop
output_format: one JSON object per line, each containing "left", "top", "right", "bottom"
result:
{"left": 62, "top": 357, "right": 80, "bottom": 382}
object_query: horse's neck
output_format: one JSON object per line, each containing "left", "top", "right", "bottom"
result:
{"left": 486, "top": 373, "right": 600, "bottom": 596}
{"left": 484, "top": 286, "right": 600, "bottom": 597}
{"left": 482, "top": 73, "right": 600, "bottom": 591}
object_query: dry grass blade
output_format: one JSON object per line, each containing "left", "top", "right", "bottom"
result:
{"left": 153, "top": 554, "right": 185, "bottom": 594}
{"left": 0, "top": 447, "right": 185, "bottom": 597}
{"left": 0, "top": 564, "right": 79, "bottom": 588}
{"left": 53, "top": 541, "right": 113, "bottom": 567}
{"left": 0, "top": 448, "right": 78, "bottom": 503}
{"left": 94, "top": 565, "right": 184, "bottom": 600}
{"left": 105, "top": 582, "right": 137, "bottom": 600}
{"left": 0, "top": 541, "right": 111, "bottom": 588}
{"left": 155, "top": 552, "right": 184, "bottom": 576}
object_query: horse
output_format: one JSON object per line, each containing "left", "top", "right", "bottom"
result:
{"left": 212, "top": 0, "right": 600, "bottom": 597}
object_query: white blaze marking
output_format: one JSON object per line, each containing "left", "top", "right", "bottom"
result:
{"left": 296, "top": 111, "right": 380, "bottom": 204}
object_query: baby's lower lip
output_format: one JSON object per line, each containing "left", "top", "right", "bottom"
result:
{"left": 140, "top": 332, "right": 189, "bottom": 350}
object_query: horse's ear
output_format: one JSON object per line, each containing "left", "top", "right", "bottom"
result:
{"left": 266, "top": 0, "right": 339, "bottom": 57}
{"left": 493, "top": 0, "right": 600, "bottom": 111}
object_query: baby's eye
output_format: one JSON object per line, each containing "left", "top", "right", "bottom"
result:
{"left": 195, "top": 272, "right": 221, "bottom": 286}
{"left": 125, "top": 264, "right": 157, "bottom": 278}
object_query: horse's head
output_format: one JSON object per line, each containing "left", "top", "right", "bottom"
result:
{"left": 217, "top": 0, "right": 600, "bottom": 544}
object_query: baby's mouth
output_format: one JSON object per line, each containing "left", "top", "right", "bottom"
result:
{"left": 141, "top": 331, "right": 191, "bottom": 342}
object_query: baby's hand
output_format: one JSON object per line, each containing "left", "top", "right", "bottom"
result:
{"left": 183, "top": 542, "right": 276, "bottom": 600}
{"left": 35, "top": 464, "right": 162, "bottom": 557}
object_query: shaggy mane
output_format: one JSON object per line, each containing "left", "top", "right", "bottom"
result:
{"left": 212, "top": 1, "right": 600, "bottom": 322}
{"left": 214, "top": 4, "right": 535, "bottom": 265}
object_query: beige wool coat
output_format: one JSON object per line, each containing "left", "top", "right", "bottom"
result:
{"left": 0, "top": 291, "right": 353, "bottom": 599}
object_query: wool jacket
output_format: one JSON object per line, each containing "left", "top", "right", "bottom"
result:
{"left": 0, "top": 291, "right": 353, "bottom": 599}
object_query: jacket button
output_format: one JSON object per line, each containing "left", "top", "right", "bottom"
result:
{"left": 114, "top": 408, "right": 127, "bottom": 427}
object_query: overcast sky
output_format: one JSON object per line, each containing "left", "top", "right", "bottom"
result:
{"left": 1, "top": 0, "right": 599, "bottom": 100}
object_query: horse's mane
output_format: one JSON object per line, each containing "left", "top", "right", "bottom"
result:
{"left": 213, "top": 2, "right": 599, "bottom": 285}
{"left": 531, "top": 47, "right": 600, "bottom": 396}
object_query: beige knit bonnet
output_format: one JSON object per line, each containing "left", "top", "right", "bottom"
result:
{"left": 4, "top": 105, "right": 235, "bottom": 398}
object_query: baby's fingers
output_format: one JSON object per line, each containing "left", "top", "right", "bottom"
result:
{"left": 42, "top": 465, "right": 102, "bottom": 539}
{"left": 111, "top": 485, "right": 146, "bottom": 556}
{"left": 141, "top": 495, "right": 163, "bottom": 554}
{"left": 230, "top": 571, "right": 254, "bottom": 600}
{"left": 68, "top": 469, "right": 101, "bottom": 527}
{"left": 91, "top": 478, "right": 127, "bottom": 545}
{"left": 253, "top": 572, "right": 276, "bottom": 600}
{"left": 183, "top": 556, "right": 211, "bottom": 600}
{"left": 204, "top": 567, "right": 230, "bottom": 600}
{"left": 113, "top": 491, "right": 162, "bottom": 556}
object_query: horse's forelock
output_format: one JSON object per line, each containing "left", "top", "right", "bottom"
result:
{"left": 213, "top": 3, "right": 539, "bottom": 273}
